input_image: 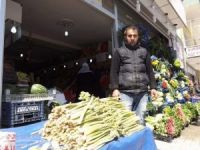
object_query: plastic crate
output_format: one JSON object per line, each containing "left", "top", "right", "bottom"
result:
{"left": 2, "top": 101, "right": 45, "bottom": 127}
{"left": 191, "top": 97, "right": 200, "bottom": 103}
{"left": 2, "top": 93, "right": 54, "bottom": 102}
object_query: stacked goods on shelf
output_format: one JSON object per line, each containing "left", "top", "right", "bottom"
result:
{"left": 145, "top": 56, "right": 200, "bottom": 141}
{"left": 3, "top": 59, "right": 18, "bottom": 95}
{"left": 149, "top": 56, "right": 193, "bottom": 109}
{"left": 145, "top": 102, "right": 200, "bottom": 140}
{"left": 3, "top": 84, "right": 17, "bottom": 95}
{"left": 2, "top": 84, "right": 52, "bottom": 127}
{"left": 16, "top": 72, "right": 30, "bottom": 94}
{"left": 17, "top": 72, "right": 29, "bottom": 84}
{"left": 3, "top": 59, "right": 18, "bottom": 84}
{"left": 2, "top": 58, "right": 51, "bottom": 127}
{"left": 42, "top": 92, "right": 143, "bottom": 150}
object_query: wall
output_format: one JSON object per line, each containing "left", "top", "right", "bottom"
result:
{"left": 0, "top": 0, "right": 6, "bottom": 127}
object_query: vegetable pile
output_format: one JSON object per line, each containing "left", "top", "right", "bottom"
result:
{"left": 145, "top": 56, "right": 200, "bottom": 139}
{"left": 148, "top": 56, "right": 195, "bottom": 109}
{"left": 30, "top": 84, "right": 48, "bottom": 94}
{"left": 42, "top": 92, "right": 143, "bottom": 150}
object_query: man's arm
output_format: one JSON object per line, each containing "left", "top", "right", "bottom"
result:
{"left": 146, "top": 51, "right": 157, "bottom": 97}
{"left": 145, "top": 51, "right": 156, "bottom": 89}
{"left": 110, "top": 49, "right": 120, "bottom": 96}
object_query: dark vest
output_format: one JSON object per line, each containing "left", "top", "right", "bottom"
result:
{"left": 117, "top": 46, "right": 149, "bottom": 93}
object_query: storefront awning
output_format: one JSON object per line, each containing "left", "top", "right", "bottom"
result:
{"left": 155, "top": 0, "right": 187, "bottom": 29}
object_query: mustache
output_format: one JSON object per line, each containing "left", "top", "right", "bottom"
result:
{"left": 125, "top": 41, "right": 137, "bottom": 44}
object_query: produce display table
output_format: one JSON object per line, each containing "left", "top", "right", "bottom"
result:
{"left": 0, "top": 121, "right": 157, "bottom": 150}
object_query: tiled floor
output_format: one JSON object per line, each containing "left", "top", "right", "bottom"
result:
{"left": 155, "top": 125, "right": 200, "bottom": 150}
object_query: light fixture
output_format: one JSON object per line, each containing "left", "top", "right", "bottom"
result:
{"left": 64, "top": 65, "right": 66, "bottom": 68}
{"left": 173, "top": 24, "right": 178, "bottom": 27}
{"left": 57, "top": 18, "right": 74, "bottom": 37}
{"left": 64, "top": 31, "right": 68, "bottom": 37}
{"left": 136, "top": 0, "right": 141, "bottom": 12}
{"left": 108, "top": 54, "right": 112, "bottom": 59}
{"left": 89, "top": 59, "right": 93, "bottom": 63}
{"left": 20, "top": 53, "right": 23, "bottom": 58}
{"left": 75, "top": 62, "right": 79, "bottom": 66}
{"left": 53, "top": 67, "right": 56, "bottom": 71}
{"left": 11, "top": 26, "right": 17, "bottom": 34}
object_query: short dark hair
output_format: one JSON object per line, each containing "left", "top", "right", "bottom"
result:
{"left": 123, "top": 25, "right": 140, "bottom": 36}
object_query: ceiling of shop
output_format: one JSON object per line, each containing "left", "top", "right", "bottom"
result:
{"left": 13, "top": 0, "right": 113, "bottom": 48}
{"left": 5, "top": 36, "right": 81, "bottom": 72}
{"left": 7, "top": 0, "right": 113, "bottom": 72}
{"left": 154, "top": 0, "right": 187, "bottom": 29}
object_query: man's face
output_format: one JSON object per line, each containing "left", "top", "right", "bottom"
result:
{"left": 124, "top": 29, "right": 139, "bottom": 46}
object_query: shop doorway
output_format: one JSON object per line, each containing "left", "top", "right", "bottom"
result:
{"left": 3, "top": 0, "right": 114, "bottom": 102}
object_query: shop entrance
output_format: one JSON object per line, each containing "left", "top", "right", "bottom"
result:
{"left": 1, "top": 0, "right": 114, "bottom": 126}
{"left": 4, "top": 0, "right": 113, "bottom": 96}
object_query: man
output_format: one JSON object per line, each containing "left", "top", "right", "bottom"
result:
{"left": 110, "top": 25, "right": 157, "bottom": 124}
{"left": 76, "top": 63, "right": 97, "bottom": 101}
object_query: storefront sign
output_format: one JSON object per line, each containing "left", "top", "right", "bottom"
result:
{"left": 186, "top": 45, "right": 200, "bottom": 58}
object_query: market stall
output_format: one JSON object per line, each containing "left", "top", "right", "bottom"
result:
{"left": 0, "top": 92, "right": 157, "bottom": 150}
{"left": 1, "top": 0, "right": 193, "bottom": 149}
{"left": 0, "top": 121, "right": 156, "bottom": 150}
{"left": 145, "top": 56, "right": 200, "bottom": 141}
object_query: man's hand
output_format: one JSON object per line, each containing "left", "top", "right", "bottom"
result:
{"left": 150, "top": 89, "right": 157, "bottom": 98}
{"left": 112, "top": 89, "right": 120, "bottom": 97}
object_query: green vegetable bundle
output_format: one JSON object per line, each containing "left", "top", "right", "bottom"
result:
{"left": 17, "top": 71, "right": 29, "bottom": 81}
{"left": 195, "top": 102, "right": 200, "bottom": 116}
{"left": 42, "top": 92, "right": 143, "bottom": 150}
{"left": 183, "top": 102, "right": 198, "bottom": 120}
{"left": 173, "top": 59, "right": 181, "bottom": 68}
{"left": 145, "top": 114, "right": 175, "bottom": 137}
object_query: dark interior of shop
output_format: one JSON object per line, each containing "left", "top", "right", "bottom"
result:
{"left": 3, "top": 0, "right": 170, "bottom": 99}
{"left": 4, "top": 0, "right": 113, "bottom": 91}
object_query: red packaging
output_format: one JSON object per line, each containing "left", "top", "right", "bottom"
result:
{"left": 0, "top": 132, "right": 16, "bottom": 150}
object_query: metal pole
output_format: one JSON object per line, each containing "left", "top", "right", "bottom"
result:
{"left": 0, "top": 0, "right": 6, "bottom": 127}
{"left": 183, "top": 48, "right": 188, "bottom": 73}
{"left": 113, "top": 0, "right": 119, "bottom": 50}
